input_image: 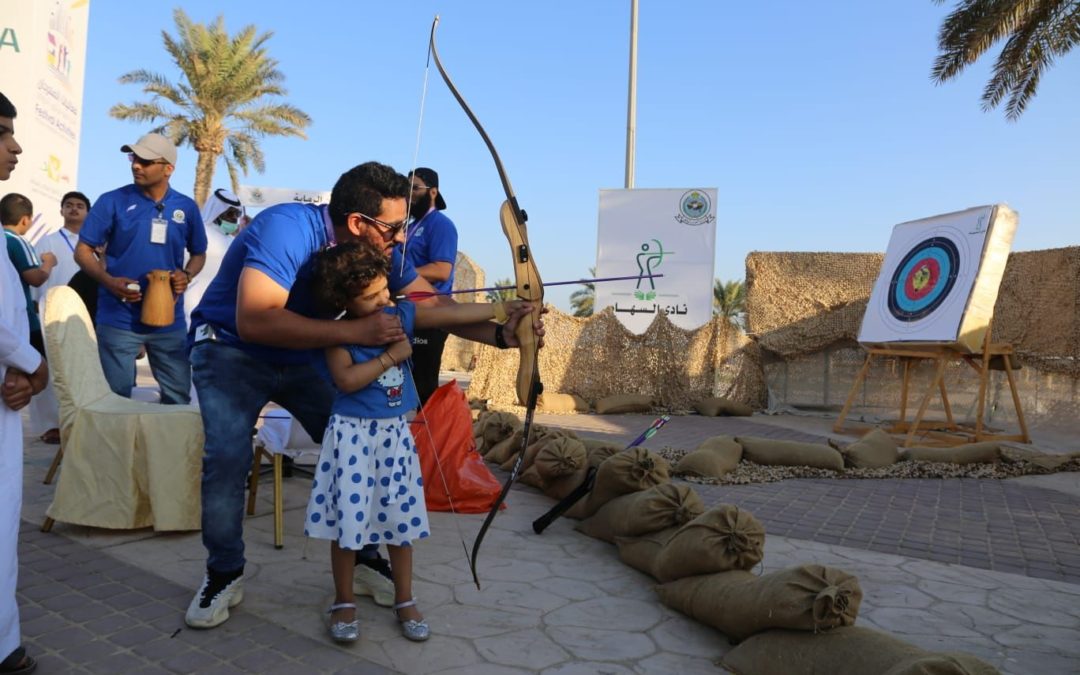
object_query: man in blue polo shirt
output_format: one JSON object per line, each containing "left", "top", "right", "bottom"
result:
{"left": 184, "top": 161, "right": 539, "bottom": 631}
{"left": 74, "top": 133, "right": 207, "bottom": 404}
{"left": 406, "top": 167, "right": 459, "bottom": 405}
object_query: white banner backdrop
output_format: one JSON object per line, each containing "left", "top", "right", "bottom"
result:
{"left": 0, "top": 0, "right": 92, "bottom": 243}
{"left": 236, "top": 184, "right": 330, "bottom": 209}
{"left": 594, "top": 188, "right": 717, "bottom": 334}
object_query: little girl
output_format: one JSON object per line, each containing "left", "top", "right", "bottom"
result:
{"left": 303, "top": 240, "right": 525, "bottom": 644}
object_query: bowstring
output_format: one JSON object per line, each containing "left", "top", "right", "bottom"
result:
{"left": 400, "top": 36, "right": 434, "bottom": 279}
{"left": 402, "top": 356, "right": 474, "bottom": 570}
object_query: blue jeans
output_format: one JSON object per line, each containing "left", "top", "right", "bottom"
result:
{"left": 97, "top": 325, "right": 191, "bottom": 404}
{"left": 192, "top": 342, "right": 341, "bottom": 573}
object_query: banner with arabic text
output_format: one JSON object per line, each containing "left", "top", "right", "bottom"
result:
{"left": 0, "top": 0, "right": 91, "bottom": 243}
{"left": 594, "top": 188, "right": 717, "bottom": 334}
{"left": 236, "top": 185, "right": 331, "bottom": 209}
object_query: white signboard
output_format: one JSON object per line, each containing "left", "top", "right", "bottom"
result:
{"left": 594, "top": 188, "right": 717, "bottom": 334}
{"left": 0, "top": 0, "right": 91, "bottom": 243}
{"left": 859, "top": 204, "right": 1017, "bottom": 351}
{"left": 237, "top": 184, "right": 330, "bottom": 208}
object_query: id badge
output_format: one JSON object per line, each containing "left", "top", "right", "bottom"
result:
{"left": 150, "top": 217, "right": 168, "bottom": 244}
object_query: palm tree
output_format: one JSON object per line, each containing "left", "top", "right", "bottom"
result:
{"left": 110, "top": 9, "right": 311, "bottom": 205}
{"left": 569, "top": 267, "right": 596, "bottom": 317}
{"left": 486, "top": 278, "right": 517, "bottom": 303}
{"left": 713, "top": 278, "right": 746, "bottom": 329}
{"left": 931, "top": 0, "right": 1080, "bottom": 120}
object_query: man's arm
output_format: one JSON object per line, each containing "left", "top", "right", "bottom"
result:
{"left": 173, "top": 252, "right": 206, "bottom": 294}
{"left": 19, "top": 265, "right": 50, "bottom": 288}
{"left": 396, "top": 274, "right": 541, "bottom": 346}
{"left": 414, "top": 260, "right": 453, "bottom": 284}
{"left": 74, "top": 241, "right": 141, "bottom": 302}
{"left": 235, "top": 266, "right": 406, "bottom": 349}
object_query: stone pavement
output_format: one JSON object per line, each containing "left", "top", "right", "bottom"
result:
{"left": 14, "top": 393, "right": 1080, "bottom": 673}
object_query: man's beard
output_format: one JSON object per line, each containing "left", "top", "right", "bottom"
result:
{"left": 409, "top": 201, "right": 430, "bottom": 222}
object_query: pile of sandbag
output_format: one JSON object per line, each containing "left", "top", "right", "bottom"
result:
{"left": 668, "top": 429, "right": 1009, "bottom": 481}
{"left": 469, "top": 412, "right": 1001, "bottom": 674}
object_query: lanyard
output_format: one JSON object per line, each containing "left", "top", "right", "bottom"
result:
{"left": 59, "top": 229, "right": 76, "bottom": 253}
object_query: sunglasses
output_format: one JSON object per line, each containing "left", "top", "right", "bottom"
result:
{"left": 128, "top": 153, "right": 170, "bottom": 167}
{"left": 355, "top": 212, "right": 408, "bottom": 240}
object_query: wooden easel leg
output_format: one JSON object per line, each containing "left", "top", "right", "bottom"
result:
{"left": 247, "top": 447, "right": 262, "bottom": 516}
{"left": 907, "top": 357, "right": 947, "bottom": 447}
{"left": 273, "top": 453, "right": 284, "bottom": 549}
{"left": 1003, "top": 355, "right": 1031, "bottom": 443}
{"left": 834, "top": 353, "right": 873, "bottom": 433}
{"left": 41, "top": 517, "right": 54, "bottom": 533}
{"left": 975, "top": 336, "right": 993, "bottom": 441}
{"left": 899, "top": 359, "right": 911, "bottom": 425}
{"left": 939, "top": 377, "right": 955, "bottom": 428}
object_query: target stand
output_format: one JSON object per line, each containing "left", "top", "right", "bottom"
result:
{"left": 833, "top": 322, "right": 1030, "bottom": 447}
{"left": 836, "top": 203, "right": 1029, "bottom": 446}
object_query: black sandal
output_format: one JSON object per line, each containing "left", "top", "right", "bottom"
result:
{"left": 0, "top": 646, "right": 36, "bottom": 674}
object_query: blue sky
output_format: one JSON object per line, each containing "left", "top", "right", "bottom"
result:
{"left": 75, "top": 1, "right": 1079, "bottom": 311}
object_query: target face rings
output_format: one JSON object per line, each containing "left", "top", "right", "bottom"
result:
{"left": 887, "top": 236, "right": 960, "bottom": 322}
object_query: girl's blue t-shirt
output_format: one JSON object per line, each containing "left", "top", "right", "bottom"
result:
{"left": 331, "top": 301, "right": 420, "bottom": 418}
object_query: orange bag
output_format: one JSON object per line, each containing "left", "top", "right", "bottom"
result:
{"left": 411, "top": 381, "right": 506, "bottom": 513}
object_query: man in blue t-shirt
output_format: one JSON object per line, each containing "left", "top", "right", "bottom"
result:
{"left": 406, "top": 168, "right": 459, "bottom": 405}
{"left": 184, "top": 161, "right": 539, "bottom": 630}
{"left": 74, "top": 133, "right": 207, "bottom": 404}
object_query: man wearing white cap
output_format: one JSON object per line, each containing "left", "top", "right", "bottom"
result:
{"left": 74, "top": 132, "right": 208, "bottom": 404}
{"left": 184, "top": 188, "right": 244, "bottom": 327}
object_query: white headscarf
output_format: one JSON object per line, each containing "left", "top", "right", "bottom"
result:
{"left": 200, "top": 188, "right": 244, "bottom": 227}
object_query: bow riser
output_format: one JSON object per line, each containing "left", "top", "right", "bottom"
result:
{"left": 499, "top": 200, "right": 543, "bottom": 406}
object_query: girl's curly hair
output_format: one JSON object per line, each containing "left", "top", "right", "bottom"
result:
{"left": 310, "top": 240, "right": 391, "bottom": 315}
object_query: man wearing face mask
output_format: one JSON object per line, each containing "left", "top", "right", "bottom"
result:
{"left": 184, "top": 189, "right": 245, "bottom": 328}
{"left": 405, "top": 168, "right": 458, "bottom": 405}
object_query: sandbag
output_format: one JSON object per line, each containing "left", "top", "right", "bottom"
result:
{"left": 842, "top": 428, "right": 899, "bottom": 469}
{"left": 736, "top": 436, "right": 845, "bottom": 471}
{"left": 539, "top": 392, "right": 590, "bottom": 413}
{"left": 532, "top": 436, "right": 587, "bottom": 481}
{"left": 576, "top": 483, "right": 703, "bottom": 544}
{"left": 901, "top": 442, "right": 1000, "bottom": 465}
{"left": 519, "top": 436, "right": 585, "bottom": 489}
{"left": 654, "top": 504, "right": 765, "bottom": 581}
{"left": 475, "top": 411, "right": 521, "bottom": 452}
{"left": 722, "top": 627, "right": 1000, "bottom": 675}
{"left": 695, "top": 397, "right": 753, "bottom": 417}
{"left": 582, "top": 439, "right": 623, "bottom": 468}
{"left": 484, "top": 429, "right": 520, "bottom": 463}
{"left": 885, "top": 654, "right": 1001, "bottom": 675}
{"left": 594, "top": 393, "right": 652, "bottom": 415}
{"left": 656, "top": 564, "right": 862, "bottom": 642}
{"left": 615, "top": 526, "right": 679, "bottom": 578}
{"left": 674, "top": 435, "right": 743, "bottom": 477}
{"left": 583, "top": 447, "right": 670, "bottom": 516}
{"left": 540, "top": 468, "right": 591, "bottom": 520}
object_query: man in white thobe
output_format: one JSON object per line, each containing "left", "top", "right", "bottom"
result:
{"left": 0, "top": 90, "right": 48, "bottom": 674}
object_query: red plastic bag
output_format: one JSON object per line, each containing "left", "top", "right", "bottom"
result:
{"left": 411, "top": 380, "right": 506, "bottom": 513}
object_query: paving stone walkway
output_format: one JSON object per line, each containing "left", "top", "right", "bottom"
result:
{"left": 694, "top": 478, "right": 1080, "bottom": 584}
{"left": 15, "top": 404, "right": 1080, "bottom": 673}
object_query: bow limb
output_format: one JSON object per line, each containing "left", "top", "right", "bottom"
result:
{"left": 429, "top": 15, "right": 543, "bottom": 589}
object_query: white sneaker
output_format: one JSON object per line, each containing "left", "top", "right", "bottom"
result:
{"left": 185, "top": 572, "right": 244, "bottom": 628}
{"left": 354, "top": 563, "right": 394, "bottom": 607}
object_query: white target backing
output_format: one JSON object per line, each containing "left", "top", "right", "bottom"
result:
{"left": 859, "top": 205, "right": 1018, "bottom": 352}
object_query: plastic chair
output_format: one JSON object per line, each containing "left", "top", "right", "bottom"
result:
{"left": 248, "top": 411, "right": 322, "bottom": 548}
{"left": 40, "top": 286, "right": 204, "bottom": 532}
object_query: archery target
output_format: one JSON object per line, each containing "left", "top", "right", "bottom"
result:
{"left": 859, "top": 205, "right": 1017, "bottom": 349}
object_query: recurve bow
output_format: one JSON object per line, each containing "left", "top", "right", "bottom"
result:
{"left": 428, "top": 15, "right": 544, "bottom": 589}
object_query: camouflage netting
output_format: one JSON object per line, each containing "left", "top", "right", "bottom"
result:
{"left": 748, "top": 248, "right": 1079, "bottom": 432}
{"left": 746, "top": 252, "right": 885, "bottom": 358}
{"left": 441, "top": 252, "right": 485, "bottom": 372}
{"left": 467, "top": 306, "right": 767, "bottom": 411}
{"left": 746, "top": 248, "right": 1080, "bottom": 373}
